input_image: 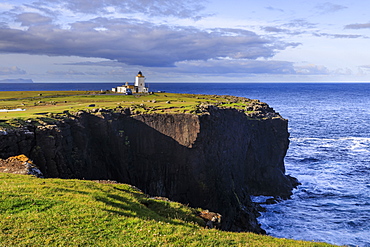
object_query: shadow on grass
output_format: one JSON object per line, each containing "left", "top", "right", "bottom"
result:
{"left": 0, "top": 197, "right": 59, "bottom": 214}
{"left": 94, "top": 189, "right": 201, "bottom": 227}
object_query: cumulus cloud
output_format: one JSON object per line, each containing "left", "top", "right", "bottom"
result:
{"left": 0, "top": 16, "right": 295, "bottom": 67}
{"left": 2, "top": 0, "right": 323, "bottom": 79}
{"left": 0, "top": 66, "right": 27, "bottom": 75}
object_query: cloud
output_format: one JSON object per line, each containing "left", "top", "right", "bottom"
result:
{"left": 313, "top": 32, "right": 366, "bottom": 39}
{"left": 174, "top": 60, "right": 333, "bottom": 76}
{"left": 262, "top": 26, "right": 305, "bottom": 36}
{"left": 314, "top": 2, "right": 347, "bottom": 14}
{"left": 345, "top": 22, "right": 370, "bottom": 29}
{"left": 294, "top": 64, "right": 330, "bottom": 75}
{"left": 0, "top": 3, "right": 13, "bottom": 10}
{"left": 107, "top": 68, "right": 127, "bottom": 75}
{"left": 0, "top": 16, "right": 295, "bottom": 67}
{"left": 47, "top": 69, "right": 86, "bottom": 76}
{"left": 60, "top": 61, "right": 123, "bottom": 67}
{"left": 0, "top": 66, "right": 27, "bottom": 75}
{"left": 46, "top": 67, "right": 132, "bottom": 77}
{"left": 175, "top": 59, "right": 296, "bottom": 75}
{"left": 59, "top": 58, "right": 307, "bottom": 76}
{"left": 283, "top": 19, "right": 316, "bottom": 29}
{"left": 262, "top": 26, "right": 289, "bottom": 33}
{"left": 265, "top": 6, "right": 284, "bottom": 12}
{"left": 359, "top": 65, "right": 370, "bottom": 70}
{"left": 16, "top": 12, "right": 52, "bottom": 26}
{"left": 46, "top": 69, "right": 107, "bottom": 76}
{"left": 32, "top": 0, "right": 207, "bottom": 19}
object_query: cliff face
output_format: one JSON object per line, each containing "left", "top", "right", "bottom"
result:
{"left": 0, "top": 104, "right": 297, "bottom": 233}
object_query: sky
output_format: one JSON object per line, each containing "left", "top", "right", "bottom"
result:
{"left": 1, "top": 0, "right": 370, "bottom": 82}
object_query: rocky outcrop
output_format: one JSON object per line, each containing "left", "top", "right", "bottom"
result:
{"left": 0, "top": 101, "right": 298, "bottom": 233}
{"left": 0, "top": 154, "right": 43, "bottom": 177}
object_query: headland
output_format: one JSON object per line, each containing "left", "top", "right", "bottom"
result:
{"left": 0, "top": 91, "right": 304, "bottom": 241}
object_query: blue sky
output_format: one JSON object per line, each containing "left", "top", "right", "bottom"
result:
{"left": 1, "top": 0, "right": 370, "bottom": 82}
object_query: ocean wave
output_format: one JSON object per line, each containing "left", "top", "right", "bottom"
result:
{"left": 299, "top": 157, "right": 320, "bottom": 163}
{"left": 290, "top": 137, "right": 370, "bottom": 142}
{"left": 289, "top": 137, "right": 370, "bottom": 157}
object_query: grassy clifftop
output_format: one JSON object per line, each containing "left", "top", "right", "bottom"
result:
{"left": 0, "top": 91, "right": 271, "bottom": 127}
{"left": 0, "top": 173, "right": 336, "bottom": 246}
{"left": 0, "top": 91, "right": 249, "bottom": 116}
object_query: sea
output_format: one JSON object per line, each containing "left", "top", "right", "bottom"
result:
{"left": 1, "top": 82, "right": 369, "bottom": 246}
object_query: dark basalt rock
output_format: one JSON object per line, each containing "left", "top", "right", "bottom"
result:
{"left": 0, "top": 102, "right": 297, "bottom": 233}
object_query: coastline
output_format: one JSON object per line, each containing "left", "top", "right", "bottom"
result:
{"left": 0, "top": 91, "right": 297, "bottom": 234}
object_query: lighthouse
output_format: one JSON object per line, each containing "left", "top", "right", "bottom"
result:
{"left": 111, "top": 71, "right": 149, "bottom": 94}
{"left": 135, "top": 71, "right": 148, "bottom": 93}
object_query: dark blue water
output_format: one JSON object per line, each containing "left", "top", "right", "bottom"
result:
{"left": 1, "top": 83, "right": 370, "bottom": 246}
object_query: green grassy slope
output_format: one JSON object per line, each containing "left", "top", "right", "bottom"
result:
{"left": 0, "top": 173, "right": 337, "bottom": 246}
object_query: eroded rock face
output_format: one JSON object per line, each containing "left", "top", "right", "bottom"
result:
{"left": 0, "top": 104, "right": 297, "bottom": 233}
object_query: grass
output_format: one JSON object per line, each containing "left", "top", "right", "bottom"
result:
{"left": 0, "top": 173, "right": 338, "bottom": 246}
{"left": 0, "top": 91, "right": 256, "bottom": 127}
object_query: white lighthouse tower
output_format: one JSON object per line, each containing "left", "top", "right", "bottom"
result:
{"left": 135, "top": 71, "right": 148, "bottom": 93}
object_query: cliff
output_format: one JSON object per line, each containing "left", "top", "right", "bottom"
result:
{"left": 0, "top": 99, "right": 298, "bottom": 233}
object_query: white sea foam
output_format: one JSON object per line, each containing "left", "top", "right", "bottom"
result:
{"left": 348, "top": 138, "right": 370, "bottom": 153}
{"left": 290, "top": 137, "right": 370, "bottom": 154}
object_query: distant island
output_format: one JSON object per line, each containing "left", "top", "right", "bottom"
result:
{"left": 0, "top": 79, "right": 34, "bottom": 83}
